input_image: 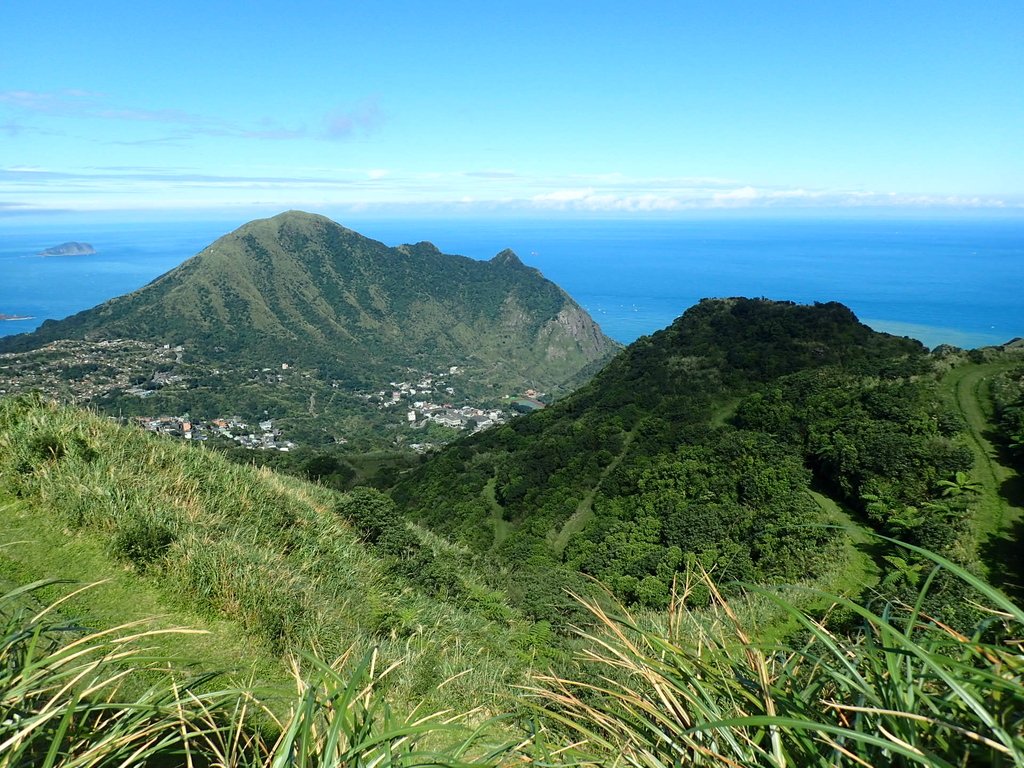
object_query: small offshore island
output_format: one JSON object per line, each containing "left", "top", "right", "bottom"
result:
{"left": 37, "top": 241, "right": 96, "bottom": 256}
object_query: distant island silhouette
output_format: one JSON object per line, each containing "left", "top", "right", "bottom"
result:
{"left": 38, "top": 242, "right": 96, "bottom": 256}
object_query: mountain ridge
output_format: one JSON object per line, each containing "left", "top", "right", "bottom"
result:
{"left": 0, "top": 212, "right": 620, "bottom": 435}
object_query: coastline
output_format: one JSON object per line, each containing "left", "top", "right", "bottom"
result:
{"left": 0, "top": 218, "right": 1021, "bottom": 350}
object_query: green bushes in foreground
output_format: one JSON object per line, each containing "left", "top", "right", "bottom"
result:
{"left": 3, "top": 541, "right": 1022, "bottom": 767}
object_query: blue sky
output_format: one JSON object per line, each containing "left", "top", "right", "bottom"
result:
{"left": 1, "top": 1, "right": 1021, "bottom": 220}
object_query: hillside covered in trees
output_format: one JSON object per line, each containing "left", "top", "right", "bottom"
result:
{"left": 394, "top": 298, "right": 1018, "bottom": 624}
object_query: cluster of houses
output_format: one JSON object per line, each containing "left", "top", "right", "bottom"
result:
{"left": 357, "top": 366, "right": 553, "bottom": 435}
{"left": 359, "top": 366, "right": 516, "bottom": 433}
{"left": 364, "top": 367, "right": 461, "bottom": 406}
{"left": 408, "top": 403, "right": 507, "bottom": 432}
{"left": 135, "top": 415, "right": 296, "bottom": 451}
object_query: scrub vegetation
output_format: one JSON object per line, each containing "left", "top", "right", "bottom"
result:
{"left": 2, "top": 298, "right": 1022, "bottom": 765}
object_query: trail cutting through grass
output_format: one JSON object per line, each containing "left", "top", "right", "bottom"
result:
{"left": 0, "top": 496, "right": 278, "bottom": 687}
{"left": 550, "top": 429, "right": 637, "bottom": 554}
{"left": 943, "top": 361, "right": 1023, "bottom": 588}
{"left": 807, "top": 490, "right": 880, "bottom": 596}
{"left": 483, "top": 476, "right": 512, "bottom": 550}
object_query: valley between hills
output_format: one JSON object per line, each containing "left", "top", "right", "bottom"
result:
{"left": 1, "top": 213, "right": 1023, "bottom": 766}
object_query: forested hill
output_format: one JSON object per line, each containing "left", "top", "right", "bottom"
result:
{"left": 393, "top": 298, "right": 980, "bottom": 618}
{"left": 0, "top": 211, "right": 618, "bottom": 392}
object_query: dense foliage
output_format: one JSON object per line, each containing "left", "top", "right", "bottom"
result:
{"left": 395, "top": 299, "right": 975, "bottom": 615}
{"left": 992, "top": 363, "right": 1024, "bottom": 472}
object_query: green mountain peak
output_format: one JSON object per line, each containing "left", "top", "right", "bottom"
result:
{"left": 490, "top": 249, "right": 525, "bottom": 268}
{"left": 0, "top": 212, "right": 620, "bottom": 440}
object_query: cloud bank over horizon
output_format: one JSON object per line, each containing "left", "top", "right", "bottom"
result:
{"left": 0, "top": 162, "right": 1018, "bottom": 220}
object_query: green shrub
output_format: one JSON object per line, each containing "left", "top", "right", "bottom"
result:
{"left": 110, "top": 515, "right": 176, "bottom": 568}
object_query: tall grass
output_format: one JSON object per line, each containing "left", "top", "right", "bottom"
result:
{"left": 536, "top": 542, "right": 1024, "bottom": 767}
{"left": 0, "top": 579, "right": 208, "bottom": 767}
{"left": 0, "top": 580, "right": 511, "bottom": 767}
{"left": 9, "top": 554, "right": 1019, "bottom": 766}
{"left": 187, "top": 650, "right": 512, "bottom": 767}
{"left": 0, "top": 395, "right": 532, "bottom": 716}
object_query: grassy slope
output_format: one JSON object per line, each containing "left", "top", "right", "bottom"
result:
{"left": 807, "top": 490, "right": 881, "bottom": 595}
{"left": 4, "top": 393, "right": 1021, "bottom": 767}
{"left": 0, "top": 497, "right": 279, "bottom": 684}
{"left": 942, "top": 360, "right": 1024, "bottom": 591}
{"left": 0, "top": 395, "right": 534, "bottom": 715}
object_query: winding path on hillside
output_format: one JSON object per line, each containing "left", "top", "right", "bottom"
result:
{"left": 943, "top": 361, "right": 1023, "bottom": 590}
{"left": 807, "top": 490, "right": 881, "bottom": 595}
{"left": 549, "top": 429, "right": 638, "bottom": 555}
{"left": 483, "top": 477, "right": 512, "bottom": 550}
{"left": 481, "top": 429, "right": 641, "bottom": 555}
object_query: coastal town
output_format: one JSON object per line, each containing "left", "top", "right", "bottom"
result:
{"left": 0, "top": 338, "right": 546, "bottom": 452}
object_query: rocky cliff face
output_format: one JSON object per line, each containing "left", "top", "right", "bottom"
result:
{"left": 546, "top": 304, "right": 610, "bottom": 360}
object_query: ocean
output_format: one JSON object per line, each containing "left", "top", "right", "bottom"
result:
{"left": 1, "top": 217, "right": 1021, "bottom": 349}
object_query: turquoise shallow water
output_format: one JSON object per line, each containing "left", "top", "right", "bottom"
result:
{"left": 1, "top": 217, "right": 1021, "bottom": 349}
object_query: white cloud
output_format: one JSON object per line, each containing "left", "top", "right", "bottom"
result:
{"left": 323, "top": 98, "right": 384, "bottom": 140}
{"left": 713, "top": 185, "right": 759, "bottom": 201}
{"left": 531, "top": 188, "right": 598, "bottom": 203}
{"left": 0, "top": 161, "right": 1018, "bottom": 215}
